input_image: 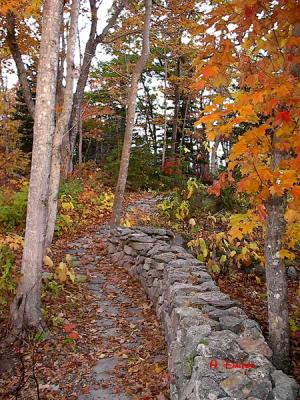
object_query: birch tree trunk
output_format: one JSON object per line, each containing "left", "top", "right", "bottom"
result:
{"left": 45, "top": 0, "right": 80, "bottom": 249}
{"left": 210, "top": 136, "right": 220, "bottom": 176}
{"left": 10, "top": 0, "right": 63, "bottom": 332}
{"left": 111, "top": 0, "right": 152, "bottom": 226}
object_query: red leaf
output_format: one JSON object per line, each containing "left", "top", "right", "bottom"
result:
{"left": 68, "top": 331, "right": 80, "bottom": 340}
{"left": 245, "top": 6, "right": 254, "bottom": 19}
{"left": 208, "top": 181, "right": 221, "bottom": 197}
{"left": 275, "top": 111, "right": 292, "bottom": 125}
{"left": 257, "top": 204, "right": 267, "bottom": 221}
{"left": 63, "top": 323, "right": 77, "bottom": 333}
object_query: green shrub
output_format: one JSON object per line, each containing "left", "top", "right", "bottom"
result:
{"left": 59, "top": 179, "right": 83, "bottom": 202}
{"left": 104, "top": 137, "right": 165, "bottom": 190}
{"left": 0, "top": 187, "right": 28, "bottom": 231}
{"left": 0, "top": 245, "right": 16, "bottom": 304}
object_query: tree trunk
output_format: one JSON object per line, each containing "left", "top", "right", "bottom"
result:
{"left": 210, "top": 136, "right": 220, "bottom": 176}
{"left": 63, "top": 0, "right": 126, "bottom": 176}
{"left": 171, "top": 58, "right": 180, "bottom": 155}
{"left": 78, "top": 115, "right": 83, "bottom": 164}
{"left": 265, "top": 193, "right": 289, "bottom": 371}
{"left": 111, "top": 0, "right": 152, "bottom": 226}
{"left": 161, "top": 54, "right": 168, "bottom": 168}
{"left": 6, "top": 11, "right": 35, "bottom": 119}
{"left": 264, "top": 20, "right": 300, "bottom": 372}
{"left": 45, "top": 0, "right": 80, "bottom": 249}
{"left": 10, "top": 0, "right": 63, "bottom": 332}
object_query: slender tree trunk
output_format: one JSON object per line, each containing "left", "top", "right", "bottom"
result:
{"left": 265, "top": 137, "right": 289, "bottom": 371}
{"left": 6, "top": 11, "right": 35, "bottom": 118}
{"left": 78, "top": 116, "right": 83, "bottom": 164}
{"left": 63, "top": 0, "right": 126, "bottom": 176}
{"left": 162, "top": 54, "right": 168, "bottom": 168}
{"left": 10, "top": 0, "right": 63, "bottom": 332}
{"left": 56, "top": 15, "right": 66, "bottom": 114}
{"left": 45, "top": 0, "right": 80, "bottom": 249}
{"left": 264, "top": 21, "right": 300, "bottom": 372}
{"left": 111, "top": 0, "right": 152, "bottom": 226}
{"left": 265, "top": 193, "right": 289, "bottom": 371}
{"left": 179, "top": 95, "right": 190, "bottom": 156}
{"left": 171, "top": 58, "right": 180, "bottom": 155}
{"left": 210, "top": 136, "right": 220, "bottom": 176}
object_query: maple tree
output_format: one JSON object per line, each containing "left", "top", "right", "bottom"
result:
{"left": 193, "top": 0, "right": 300, "bottom": 370}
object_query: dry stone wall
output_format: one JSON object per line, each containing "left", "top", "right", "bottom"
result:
{"left": 103, "top": 226, "right": 299, "bottom": 400}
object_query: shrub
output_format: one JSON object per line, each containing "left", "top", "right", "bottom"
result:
{"left": 0, "top": 244, "right": 16, "bottom": 305}
{"left": 0, "top": 186, "right": 28, "bottom": 232}
{"left": 59, "top": 179, "right": 84, "bottom": 202}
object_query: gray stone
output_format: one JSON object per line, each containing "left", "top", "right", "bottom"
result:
{"left": 196, "top": 331, "right": 247, "bottom": 361}
{"left": 192, "top": 291, "right": 237, "bottom": 309}
{"left": 130, "top": 241, "right": 153, "bottom": 252}
{"left": 220, "top": 372, "right": 252, "bottom": 398}
{"left": 271, "top": 370, "right": 299, "bottom": 400}
{"left": 219, "top": 316, "right": 242, "bottom": 333}
{"left": 153, "top": 252, "right": 177, "bottom": 263}
{"left": 287, "top": 266, "right": 298, "bottom": 280}
{"left": 79, "top": 388, "right": 131, "bottom": 400}
{"left": 208, "top": 307, "right": 247, "bottom": 321}
{"left": 124, "top": 245, "right": 133, "bottom": 255}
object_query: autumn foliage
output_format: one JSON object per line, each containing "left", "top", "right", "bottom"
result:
{"left": 194, "top": 0, "right": 300, "bottom": 258}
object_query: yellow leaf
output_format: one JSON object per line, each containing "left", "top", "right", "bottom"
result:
{"left": 55, "top": 262, "right": 68, "bottom": 283}
{"left": 285, "top": 209, "right": 299, "bottom": 224}
{"left": 154, "top": 364, "right": 164, "bottom": 374}
{"left": 65, "top": 254, "right": 73, "bottom": 264}
{"left": 43, "top": 255, "right": 54, "bottom": 268}
{"left": 278, "top": 249, "right": 295, "bottom": 260}
{"left": 189, "top": 218, "right": 196, "bottom": 227}
{"left": 66, "top": 268, "right": 76, "bottom": 284}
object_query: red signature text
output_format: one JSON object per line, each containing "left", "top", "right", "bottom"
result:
{"left": 209, "top": 360, "right": 256, "bottom": 369}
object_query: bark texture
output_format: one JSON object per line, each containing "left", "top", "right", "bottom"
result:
{"left": 265, "top": 193, "right": 289, "bottom": 371}
{"left": 10, "top": 0, "right": 63, "bottom": 331}
{"left": 111, "top": 0, "right": 152, "bottom": 226}
{"left": 45, "top": 0, "right": 80, "bottom": 249}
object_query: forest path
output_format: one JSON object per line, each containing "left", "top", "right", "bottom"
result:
{"left": 66, "top": 196, "right": 169, "bottom": 399}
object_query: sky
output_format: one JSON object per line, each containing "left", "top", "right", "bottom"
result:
{"left": 5, "top": 0, "right": 114, "bottom": 88}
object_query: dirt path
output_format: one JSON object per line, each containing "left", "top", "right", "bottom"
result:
{"left": 0, "top": 195, "right": 169, "bottom": 399}
{"left": 67, "top": 232, "right": 169, "bottom": 399}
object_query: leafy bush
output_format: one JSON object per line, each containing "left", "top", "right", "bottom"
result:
{"left": 0, "top": 245, "right": 16, "bottom": 305}
{"left": 0, "top": 186, "right": 28, "bottom": 232}
{"left": 59, "top": 179, "right": 84, "bottom": 202}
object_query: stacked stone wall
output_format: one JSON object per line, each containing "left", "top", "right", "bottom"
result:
{"left": 104, "top": 226, "right": 298, "bottom": 400}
